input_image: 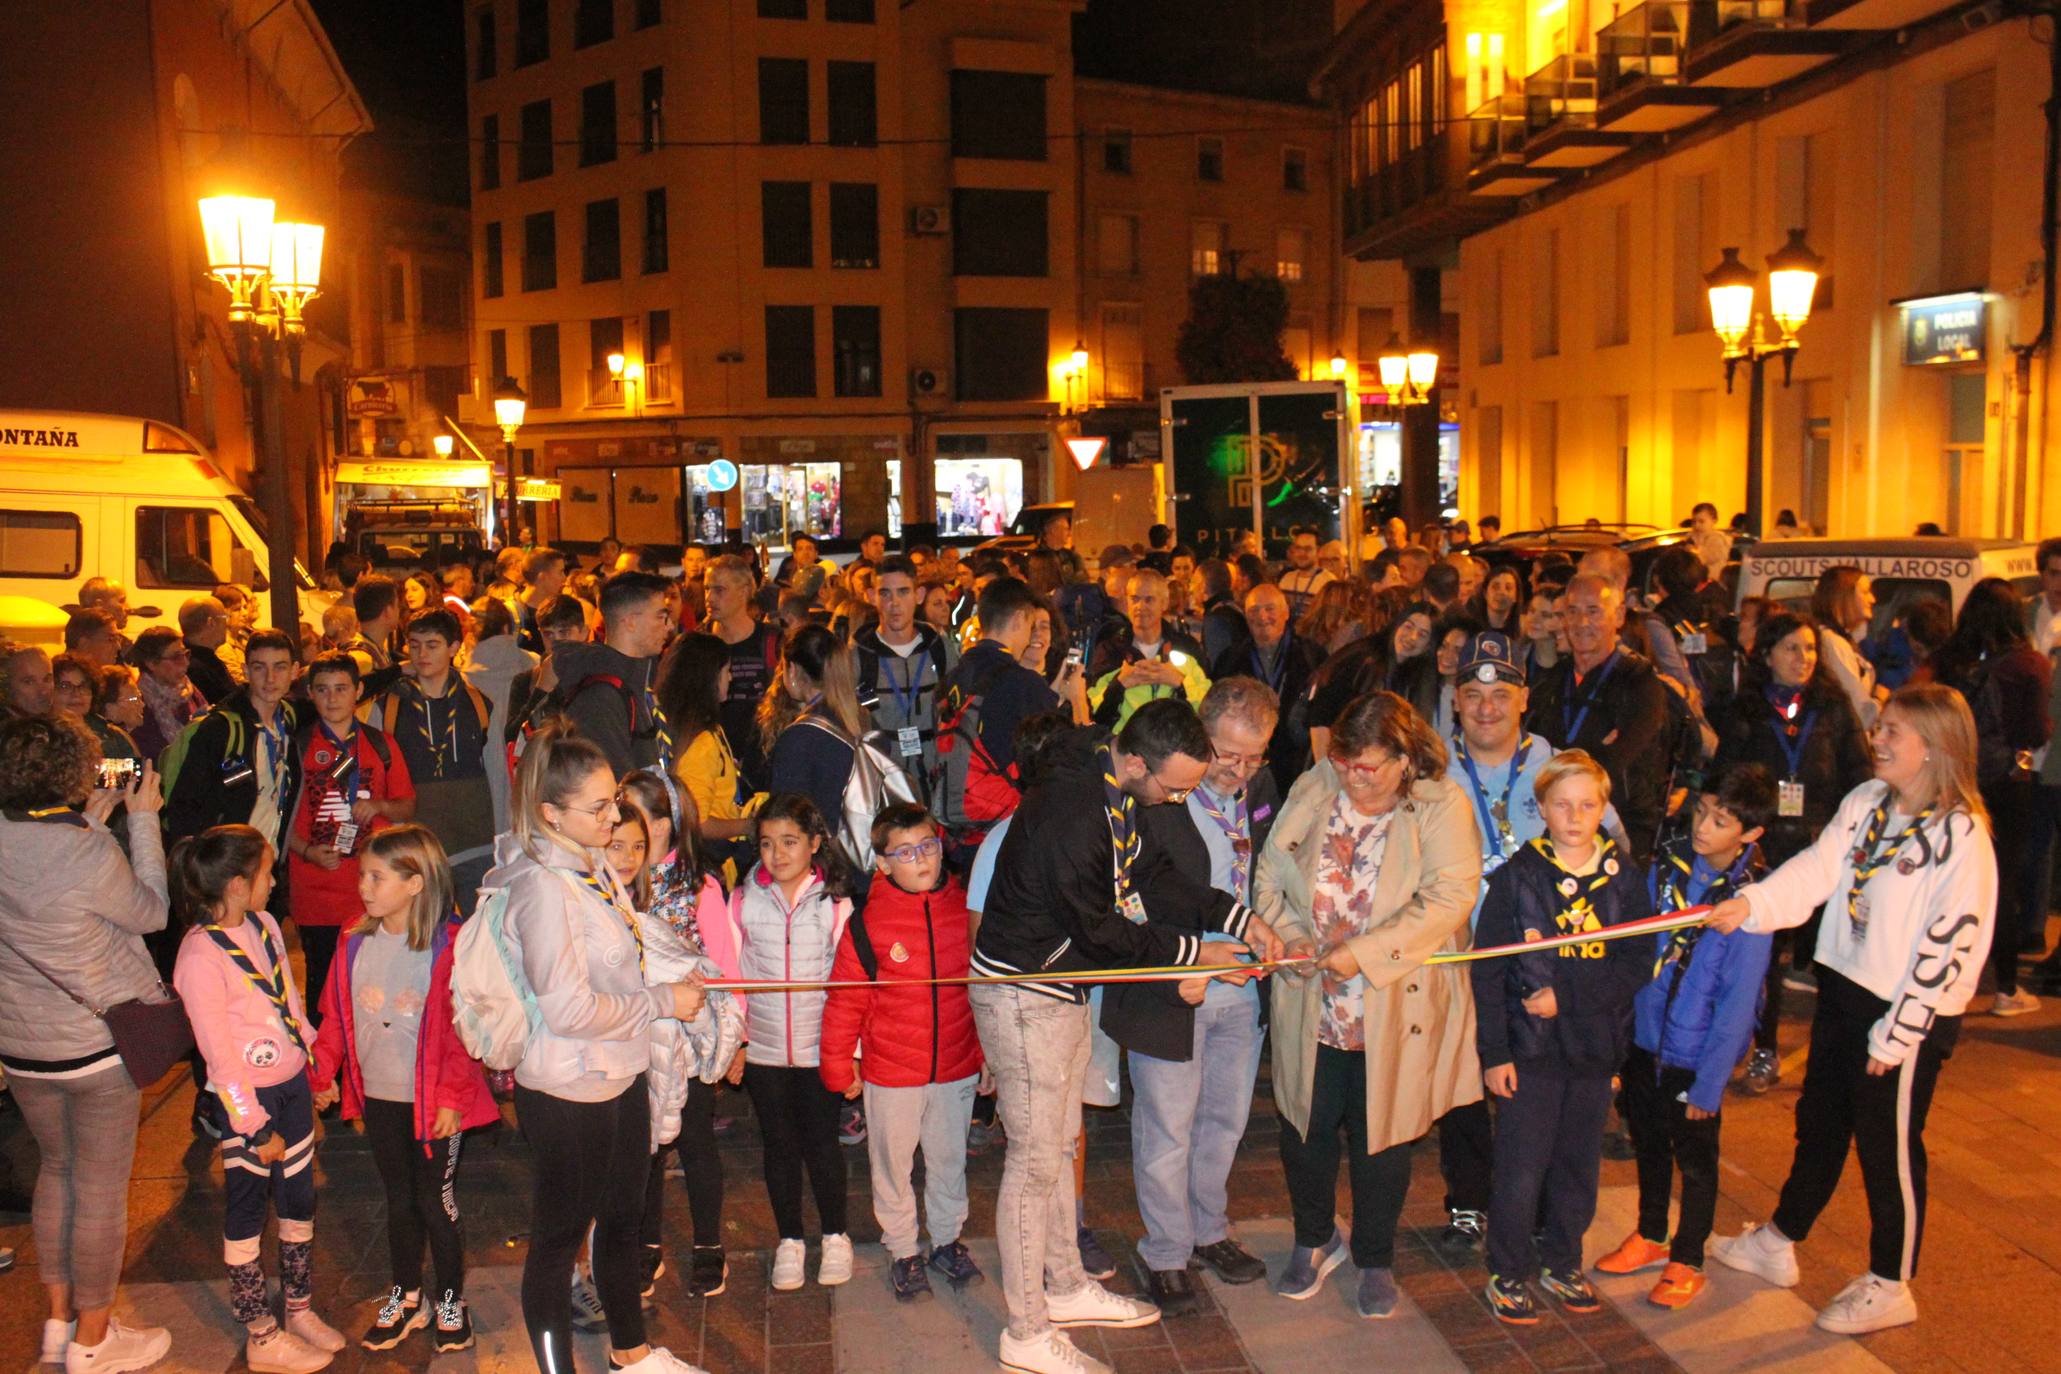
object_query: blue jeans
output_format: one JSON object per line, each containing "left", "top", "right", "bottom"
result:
{"left": 1127, "top": 995, "right": 1264, "bottom": 1272}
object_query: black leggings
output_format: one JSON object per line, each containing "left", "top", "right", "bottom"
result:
{"left": 1622, "top": 1048, "right": 1721, "bottom": 1267}
{"left": 364, "top": 1097, "right": 466, "bottom": 1298}
{"left": 1278, "top": 1043, "right": 1413, "bottom": 1268}
{"left": 743, "top": 1064, "right": 847, "bottom": 1240}
{"left": 642, "top": 1078, "right": 726, "bottom": 1249}
{"left": 298, "top": 925, "right": 341, "bottom": 1029}
{"left": 516, "top": 1079, "right": 649, "bottom": 1367}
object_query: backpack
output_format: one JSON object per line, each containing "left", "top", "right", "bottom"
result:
{"left": 157, "top": 710, "right": 239, "bottom": 799}
{"left": 380, "top": 680, "right": 492, "bottom": 746}
{"left": 799, "top": 717, "right": 917, "bottom": 871}
{"left": 447, "top": 884, "right": 539, "bottom": 1071}
{"left": 930, "top": 659, "right": 1022, "bottom": 835}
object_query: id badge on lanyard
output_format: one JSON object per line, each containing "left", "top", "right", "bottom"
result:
{"left": 1120, "top": 891, "right": 1148, "bottom": 924}
{"left": 897, "top": 726, "right": 923, "bottom": 759}
{"left": 1778, "top": 779, "right": 1806, "bottom": 817}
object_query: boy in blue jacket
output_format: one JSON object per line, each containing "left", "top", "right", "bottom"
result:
{"left": 1472, "top": 750, "right": 1655, "bottom": 1327}
{"left": 1595, "top": 766, "right": 1775, "bottom": 1309}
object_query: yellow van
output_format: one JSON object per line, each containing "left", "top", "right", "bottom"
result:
{"left": 0, "top": 411, "right": 313, "bottom": 637}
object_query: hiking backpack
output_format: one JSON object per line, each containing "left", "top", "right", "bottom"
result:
{"left": 447, "top": 884, "right": 539, "bottom": 1071}
{"left": 929, "top": 660, "right": 1022, "bottom": 836}
{"left": 799, "top": 717, "right": 917, "bottom": 871}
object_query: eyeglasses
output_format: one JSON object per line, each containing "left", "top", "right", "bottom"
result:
{"left": 1209, "top": 750, "right": 1267, "bottom": 772}
{"left": 560, "top": 796, "right": 622, "bottom": 820}
{"left": 884, "top": 837, "right": 944, "bottom": 864}
{"left": 1147, "top": 771, "right": 1197, "bottom": 804}
{"left": 1329, "top": 751, "right": 1399, "bottom": 788}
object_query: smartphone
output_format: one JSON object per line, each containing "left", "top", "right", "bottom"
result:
{"left": 1064, "top": 643, "right": 1085, "bottom": 670}
{"left": 1167, "top": 650, "right": 1189, "bottom": 668}
{"left": 97, "top": 757, "right": 138, "bottom": 790}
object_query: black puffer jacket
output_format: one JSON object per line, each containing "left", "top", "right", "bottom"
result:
{"left": 1711, "top": 673, "right": 1871, "bottom": 864}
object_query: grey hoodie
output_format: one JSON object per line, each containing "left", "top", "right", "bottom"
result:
{"left": 463, "top": 633, "right": 540, "bottom": 830}
{"left": 550, "top": 640, "right": 665, "bottom": 777}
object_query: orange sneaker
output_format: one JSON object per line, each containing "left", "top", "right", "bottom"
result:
{"left": 1594, "top": 1233, "right": 1670, "bottom": 1275}
{"left": 1647, "top": 1263, "right": 1707, "bottom": 1309}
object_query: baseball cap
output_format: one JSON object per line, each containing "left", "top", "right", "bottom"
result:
{"left": 1458, "top": 630, "right": 1525, "bottom": 686}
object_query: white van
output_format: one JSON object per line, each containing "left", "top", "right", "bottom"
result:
{"left": 1737, "top": 536, "right": 2040, "bottom": 633}
{"left": 0, "top": 410, "right": 312, "bottom": 637}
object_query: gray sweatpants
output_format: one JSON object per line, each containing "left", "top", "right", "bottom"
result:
{"left": 13, "top": 1064, "right": 141, "bottom": 1310}
{"left": 969, "top": 984, "right": 1091, "bottom": 1341}
{"left": 862, "top": 1075, "right": 979, "bottom": 1259}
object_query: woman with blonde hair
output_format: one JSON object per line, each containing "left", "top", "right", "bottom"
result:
{"left": 1707, "top": 683, "right": 1995, "bottom": 1338}
{"left": 759, "top": 625, "right": 884, "bottom": 863}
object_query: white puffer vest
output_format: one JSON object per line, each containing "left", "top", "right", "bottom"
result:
{"left": 731, "top": 869, "right": 851, "bottom": 1068}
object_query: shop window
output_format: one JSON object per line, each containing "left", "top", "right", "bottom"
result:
{"left": 518, "top": 99, "right": 552, "bottom": 180}
{"left": 0, "top": 509, "right": 80, "bottom": 578}
{"left": 742, "top": 462, "right": 842, "bottom": 544}
{"left": 759, "top": 58, "right": 810, "bottom": 144}
{"left": 580, "top": 81, "right": 617, "bottom": 165}
{"left": 136, "top": 506, "right": 262, "bottom": 589}
{"left": 827, "top": 61, "right": 876, "bottom": 146}
{"left": 482, "top": 224, "right": 504, "bottom": 298}
{"left": 765, "top": 305, "right": 816, "bottom": 397}
{"left": 949, "top": 70, "right": 1046, "bottom": 160}
{"left": 643, "top": 188, "right": 669, "bottom": 273}
{"left": 575, "top": 0, "right": 612, "bottom": 47}
{"left": 935, "top": 457, "right": 1023, "bottom": 538}
{"left": 528, "top": 323, "right": 562, "bottom": 408}
{"left": 951, "top": 189, "right": 1047, "bottom": 277}
{"left": 829, "top": 182, "right": 878, "bottom": 268}
{"left": 515, "top": 0, "right": 548, "bottom": 66}
{"left": 762, "top": 181, "right": 813, "bottom": 267}
{"left": 480, "top": 115, "right": 501, "bottom": 189}
{"left": 522, "top": 211, "right": 556, "bottom": 290}
{"left": 687, "top": 466, "right": 728, "bottom": 545}
{"left": 952, "top": 307, "right": 1047, "bottom": 401}
{"left": 583, "top": 198, "right": 621, "bottom": 282}
{"left": 833, "top": 305, "right": 881, "bottom": 397}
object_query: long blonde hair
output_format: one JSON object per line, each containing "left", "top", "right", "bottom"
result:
{"left": 512, "top": 719, "right": 616, "bottom": 861}
{"left": 351, "top": 824, "right": 455, "bottom": 951}
{"left": 1882, "top": 683, "right": 1989, "bottom": 827}
{"left": 758, "top": 623, "right": 868, "bottom": 750}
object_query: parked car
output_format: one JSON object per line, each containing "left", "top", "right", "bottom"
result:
{"left": 1478, "top": 523, "right": 1752, "bottom": 604}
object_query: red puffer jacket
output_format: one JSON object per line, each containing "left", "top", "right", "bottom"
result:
{"left": 819, "top": 872, "right": 984, "bottom": 1092}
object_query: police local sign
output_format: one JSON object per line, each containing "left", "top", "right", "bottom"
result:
{"left": 1901, "top": 297, "right": 1985, "bottom": 367}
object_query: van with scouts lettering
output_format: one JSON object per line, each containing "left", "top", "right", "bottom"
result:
{"left": 0, "top": 410, "right": 315, "bottom": 636}
{"left": 1737, "top": 536, "right": 2040, "bottom": 634}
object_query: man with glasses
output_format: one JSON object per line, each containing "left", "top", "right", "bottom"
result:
{"left": 1103, "top": 679, "right": 1284, "bottom": 1315}
{"left": 969, "top": 699, "right": 1284, "bottom": 1374}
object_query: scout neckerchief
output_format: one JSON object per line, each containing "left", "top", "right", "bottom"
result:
{"left": 1846, "top": 796, "right": 1934, "bottom": 939}
{"left": 1456, "top": 732, "right": 1533, "bottom": 861}
{"left": 1653, "top": 848, "right": 1726, "bottom": 977}
{"left": 254, "top": 704, "right": 289, "bottom": 797}
{"left": 317, "top": 717, "right": 360, "bottom": 798}
{"left": 1531, "top": 834, "right": 1618, "bottom": 956}
{"left": 1102, "top": 747, "right": 1143, "bottom": 920}
{"left": 1561, "top": 650, "right": 1620, "bottom": 744}
{"left": 203, "top": 918, "right": 307, "bottom": 1054}
{"left": 1193, "top": 783, "right": 1252, "bottom": 894}
{"left": 416, "top": 679, "right": 461, "bottom": 778}
{"left": 576, "top": 861, "right": 645, "bottom": 974}
{"left": 644, "top": 684, "right": 675, "bottom": 770}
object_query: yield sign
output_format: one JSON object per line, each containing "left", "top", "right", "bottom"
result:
{"left": 1065, "top": 437, "right": 1107, "bottom": 471}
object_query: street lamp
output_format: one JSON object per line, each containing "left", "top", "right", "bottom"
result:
{"left": 197, "top": 190, "right": 324, "bottom": 642}
{"left": 1062, "top": 341, "right": 1089, "bottom": 412}
{"left": 1376, "top": 332, "right": 1440, "bottom": 406}
{"left": 493, "top": 377, "right": 528, "bottom": 547}
{"left": 606, "top": 350, "right": 644, "bottom": 416}
{"left": 1706, "top": 228, "right": 1823, "bottom": 535}
{"left": 1328, "top": 351, "right": 1350, "bottom": 381}
{"left": 432, "top": 433, "right": 455, "bottom": 458}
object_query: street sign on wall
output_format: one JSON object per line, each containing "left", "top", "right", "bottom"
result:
{"left": 1900, "top": 295, "right": 1986, "bottom": 366}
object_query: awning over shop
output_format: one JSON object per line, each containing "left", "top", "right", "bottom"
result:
{"left": 336, "top": 459, "right": 492, "bottom": 488}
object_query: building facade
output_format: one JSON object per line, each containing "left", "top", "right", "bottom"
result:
{"left": 1320, "top": 0, "right": 2060, "bottom": 539}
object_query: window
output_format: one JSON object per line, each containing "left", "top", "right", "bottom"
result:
{"left": 474, "top": 8, "right": 496, "bottom": 80}
{"left": 1197, "top": 136, "right": 1224, "bottom": 182}
{"left": 646, "top": 309, "right": 673, "bottom": 399}
{"left": 517, "top": 99, "right": 552, "bottom": 180}
{"left": 1283, "top": 145, "right": 1307, "bottom": 192}
{"left": 137, "top": 507, "right": 265, "bottom": 589}
{"left": 0, "top": 510, "right": 80, "bottom": 578}
{"left": 583, "top": 199, "right": 621, "bottom": 281}
{"left": 479, "top": 114, "right": 501, "bottom": 190}
{"left": 1191, "top": 219, "right": 1227, "bottom": 276}
{"left": 487, "top": 328, "right": 508, "bottom": 385}
{"left": 643, "top": 188, "right": 669, "bottom": 273}
{"left": 1276, "top": 226, "right": 1307, "bottom": 282}
{"left": 1671, "top": 172, "right": 1715, "bottom": 335}
{"left": 636, "top": 0, "right": 661, "bottom": 27}
{"left": 765, "top": 306, "right": 816, "bottom": 397}
{"left": 516, "top": 0, "right": 548, "bottom": 66}
{"left": 483, "top": 222, "right": 504, "bottom": 298}
{"left": 386, "top": 262, "right": 407, "bottom": 323}
{"left": 827, "top": 0, "right": 874, "bottom": 20}
{"left": 1097, "top": 212, "right": 1139, "bottom": 276}
{"left": 575, "top": 0, "right": 612, "bottom": 47}
{"left": 758, "top": 0, "right": 807, "bottom": 16}
{"left": 641, "top": 67, "right": 664, "bottom": 152}
{"left": 950, "top": 71, "right": 1046, "bottom": 160}
{"left": 951, "top": 189, "right": 1047, "bottom": 276}
{"left": 761, "top": 181, "right": 813, "bottom": 267}
{"left": 1103, "top": 128, "right": 1131, "bottom": 173}
{"left": 1532, "top": 227, "right": 1560, "bottom": 357}
{"left": 1478, "top": 248, "right": 1503, "bottom": 364}
{"left": 589, "top": 317, "right": 625, "bottom": 404}
{"left": 829, "top": 182, "right": 878, "bottom": 268}
{"left": 1100, "top": 302, "right": 1144, "bottom": 400}
{"left": 1941, "top": 70, "right": 1995, "bottom": 290}
{"left": 522, "top": 211, "right": 557, "bottom": 291}
{"left": 528, "top": 324, "right": 562, "bottom": 408}
{"left": 953, "top": 307, "right": 1048, "bottom": 400}
{"left": 759, "top": 58, "right": 810, "bottom": 144}
{"left": 833, "top": 305, "right": 881, "bottom": 397}
{"left": 827, "top": 61, "right": 876, "bottom": 146}
{"left": 1595, "top": 202, "right": 1629, "bottom": 348}
{"left": 420, "top": 266, "right": 464, "bottom": 330}
{"left": 580, "top": 82, "right": 617, "bottom": 165}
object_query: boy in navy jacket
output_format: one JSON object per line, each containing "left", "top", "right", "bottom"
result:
{"left": 1595, "top": 766, "right": 1775, "bottom": 1308}
{"left": 1472, "top": 750, "right": 1654, "bottom": 1326}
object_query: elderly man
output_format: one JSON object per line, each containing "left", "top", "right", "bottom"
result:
{"left": 78, "top": 578, "right": 135, "bottom": 661}
{"left": 179, "top": 596, "right": 237, "bottom": 705}
{"left": 1277, "top": 531, "right": 1335, "bottom": 621}
{"left": 1211, "top": 582, "right": 1321, "bottom": 793}
{"left": 1089, "top": 568, "right": 1210, "bottom": 732}
{"left": 1523, "top": 574, "right": 1671, "bottom": 862}
{"left": 2, "top": 643, "right": 54, "bottom": 719}
{"left": 63, "top": 609, "right": 123, "bottom": 672}
{"left": 1104, "top": 679, "right": 1285, "bottom": 1314}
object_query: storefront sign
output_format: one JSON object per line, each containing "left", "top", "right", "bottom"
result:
{"left": 778, "top": 438, "right": 817, "bottom": 455}
{"left": 690, "top": 438, "right": 724, "bottom": 457}
{"left": 516, "top": 478, "right": 562, "bottom": 502}
{"left": 1901, "top": 296, "right": 1985, "bottom": 367}
{"left": 336, "top": 459, "right": 491, "bottom": 489}
{"left": 704, "top": 458, "right": 740, "bottom": 492}
{"left": 346, "top": 377, "right": 400, "bottom": 417}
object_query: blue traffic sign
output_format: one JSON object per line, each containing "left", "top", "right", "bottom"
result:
{"left": 704, "top": 458, "right": 739, "bottom": 492}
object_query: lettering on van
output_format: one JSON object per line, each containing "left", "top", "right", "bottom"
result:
{"left": 0, "top": 427, "right": 82, "bottom": 449}
{"left": 1751, "top": 555, "right": 1976, "bottom": 581}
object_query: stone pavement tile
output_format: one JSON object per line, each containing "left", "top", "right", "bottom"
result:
{"left": 831, "top": 1238, "right": 1009, "bottom": 1373}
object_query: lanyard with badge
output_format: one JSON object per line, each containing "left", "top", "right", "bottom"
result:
{"left": 1458, "top": 733, "right": 1532, "bottom": 861}
{"left": 1250, "top": 634, "right": 1291, "bottom": 693}
{"left": 883, "top": 651, "right": 927, "bottom": 760}
{"left": 1102, "top": 750, "right": 1146, "bottom": 923}
{"left": 1772, "top": 696, "right": 1817, "bottom": 818}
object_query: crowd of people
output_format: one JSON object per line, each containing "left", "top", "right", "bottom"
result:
{"left": 0, "top": 509, "right": 2049, "bottom": 1374}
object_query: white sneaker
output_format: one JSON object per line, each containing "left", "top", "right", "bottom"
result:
{"left": 1993, "top": 989, "right": 2042, "bottom": 1017}
{"left": 611, "top": 1346, "right": 710, "bottom": 1374}
{"left": 283, "top": 1308, "right": 345, "bottom": 1354}
{"left": 1045, "top": 1280, "right": 1163, "bottom": 1329}
{"left": 570, "top": 1274, "right": 609, "bottom": 1330}
{"left": 43, "top": 1319, "right": 77, "bottom": 1364}
{"left": 771, "top": 1238, "right": 807, "bottom": 1291}
{"left": 64, "top": 1321, "right": 170, "bottom": 1374}
{"left": 1709, "top": 1222, "right": 1800, "bottom": 1288}
{"left": 818, "top": 1233, "right": 854, "bottom": 1286}
{"left": 998, "top": 1329, "right": 1111, "bottom": 1374}
{"left": 242, "top": 1325, "right": 331, "bottom": 1374}
{"left": 1816, "top": 1273, "right": 1918, "bottom": 1335}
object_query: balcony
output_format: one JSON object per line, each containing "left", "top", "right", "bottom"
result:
{"left": 642, "top": 363, "right": 675, "bottom": 405}
{"left": 1099, "top": 359, "right": 1154, "bottom": 404}
{"left": 1466, "top": 93, "right": 1564, "bottom": 197}
{"left": 1518, "top": 55, "right": 1641, "bottom": 169}
{"left": 1682, "top": 0, "right": 1849, "bottom": 86}
{"left": 586, "top": 369, "right": 625, "bottom": 408}
{"left": 1804, "top": 0, "right": 1961, "bottom": 30}
{"left": 1343, "top": 130, "right": 1515, "bottom": 260}
{"left": 1594, "top": 1, "right": 1732, "bottom": 131}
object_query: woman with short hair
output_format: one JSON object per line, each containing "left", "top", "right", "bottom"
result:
{"left": 131, "top": 626, "right": 206, "bottom": 760}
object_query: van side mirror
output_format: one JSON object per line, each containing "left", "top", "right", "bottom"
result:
{"left": 131, "top": 605, "right": 163, "bottom": 619}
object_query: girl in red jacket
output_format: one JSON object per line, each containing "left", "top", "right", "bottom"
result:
{"left": 310, "top": 825, "right": 498, "bottom": 1355}
{"left": 820, "top": 803, "right": 989, "bottom": 1303}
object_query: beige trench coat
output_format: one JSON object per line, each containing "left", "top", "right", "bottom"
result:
{"left": 1257, "top": 762, "right": 1486, "bottom": 1156}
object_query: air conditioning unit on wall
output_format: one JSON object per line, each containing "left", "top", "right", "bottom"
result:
{"left": 909, "top": 204, "right": 951, "bottom": 236}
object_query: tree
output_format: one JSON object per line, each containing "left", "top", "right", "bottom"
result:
{"left": 1175, "top": 271, "right": 1299, "bottom": 384}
